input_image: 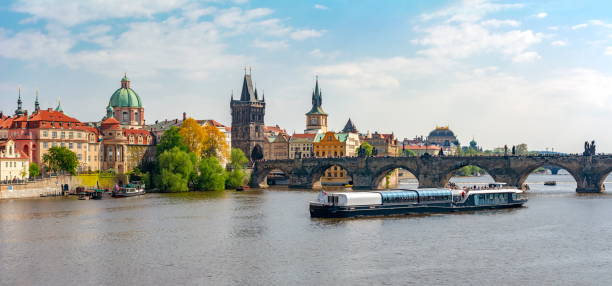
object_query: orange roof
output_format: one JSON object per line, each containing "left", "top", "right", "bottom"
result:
{"left": 265, "top": 125, "right": 286, "bottom": 133}
{"left": 0, "top": 117, "right": 14, "bottom": 129}
{"left": 20, "top": 109, "right": 80, "bottom": 123}
{"left": 124, "top": 129, "right": 152, "bottom": 136}
{"left": 101, "top": 117, "right": 120, "bottom": 125}
{"left": 201, "top": 119, "right": 226, "bottom": 128}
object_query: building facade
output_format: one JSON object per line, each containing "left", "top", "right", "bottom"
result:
{"left": 363, "top": 131, "right": 399, "bottom": 157}
{"left": 264, "top": 133, "right": 290, "bottom": 160}
{"left": 107, "top": 75, "right": 145, "bottom": 129}
{"left": 0, "top": 139, "right": 29, "bottom": 181}
{"left": 289, "top": 133, "right": 316, "bottom": 159}
{"left": 230, "top": 73, "right": 266, "bottom": 161}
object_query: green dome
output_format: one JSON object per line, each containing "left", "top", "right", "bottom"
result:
{"left": 109, "top": 87, "right": 142, "bottom": 108}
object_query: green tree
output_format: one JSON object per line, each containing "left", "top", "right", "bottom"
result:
{"left": 42, "top": 146, "right": 79, "bottom": 175}
{"left": 516, "top": 143, "right": 529, "bottom": 156}
{"left": 228, "top": 148, "right": 249, "bottom": 170}
{"left": 29, "top": 162, "right": 41, "bottom": 177}
{"left": 157, "top": 147, "right": 197, "bottom": 192}
{"left": 225, "top": 148, "right": 249, "bottom": 189}
{"left": 402, "top": 149, "right": 417, "bottom": 157}
{"left": 197, "top": 156, "right": 226, "bottom": 191}
{"left": 356, "top": 142, "right": 374, "bottom": 157}
{"left": 156, "top": 126, "right": 188, "bottom": 156}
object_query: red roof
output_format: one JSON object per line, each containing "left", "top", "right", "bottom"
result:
{"left": 20, "top": 109, "right": 80, "bottom": 123}
{"left": 101, "top": 117, "right": 120, "bottom": 125}
{"left": 264, "top": 125, "right": 286, "bottom": 134}
{"left": 124, "top": 129, "right": 152, "bottom": 136}
{"left": 0, "top": 117, "right": 14, "bottom": 129}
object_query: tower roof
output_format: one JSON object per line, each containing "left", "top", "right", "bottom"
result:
{"left": 306, "top": 77, "right": 327, "bottom": 115}
{"left": 342, "top": 118, "right": 358, "bottom": 133}
{"left": 239, "top": 74, "right": 261, "bottom": 102}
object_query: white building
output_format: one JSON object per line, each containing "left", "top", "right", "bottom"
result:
{"left": 0, "top": 139, "right": 29, "bottom": 181}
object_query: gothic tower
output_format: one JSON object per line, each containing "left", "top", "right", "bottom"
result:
{"left": 304, "top": 77, "right": 328, "bottom": 134}
{"left": 230, "top": 72, "right": 266, "bottom": 161}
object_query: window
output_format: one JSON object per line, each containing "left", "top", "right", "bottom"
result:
{"left": 69, "top": 143, "right": 73, "bottom": 149}
{"left": 77, "top": 154, "right": 82, "bottom": 160}
{"left": 61, "top": 143, "right": 65, "bottom": 147}
{"left": 77, "top": 132, "right": 82, "bottom": 138}
{"left": 77, "top": 143, "right": 82, "bottom": 149}
{"left": 42, "top": 131, "right": 48, "bottom": 137}
{"left": 52, "top": 142, "right": 57, "bottom": 147}
{"left": 123, "top": 111, "right": 128, "bottom": 122}
{"left": 52, "top": 131, "right": 57, "bottom": 138}
{"left": 135, "top": 112, "right": 140, "bottom": 122}
{"left": 69, "top": 132, "right": 73, "bottom": 139}
{"left": 61, "top": 132, "right": 65, "bottom": 138}
{"left": 43, "top": 142, "right": 48, "bottom": 148}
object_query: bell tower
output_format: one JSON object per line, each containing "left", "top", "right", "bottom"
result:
{"left": 304, "top": 77, "right": 328, "bottom": 134}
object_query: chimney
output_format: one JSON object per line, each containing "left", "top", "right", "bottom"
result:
{"left": 183, "top": 112, "right": 186, "bottom": 121}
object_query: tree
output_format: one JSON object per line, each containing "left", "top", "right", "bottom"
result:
{"left": 197, "top": 156, "right": 226, "bottom": 191}
{"left": 179, "top": 118, "right": 206, "bottom": 157}
{"left": 202, "top": 124, "right": 230, "bottom": 160}
{"left": 42, "top": 146, "right": 79, "bottom": 175}
{"left": 29, "top": 162, "right": 41, "bottom": 177}
{"left": 402, "top": 149, "right": 417, "bottom": 157}
{"left": 356, "top": 142, "right": 374, "bottom": 157}
{"left": 157, "top": 147, "right": 197, "bottom": 192}
{"left": 157, "top": 126, "right": 188, "bottom": 156}
{"left": 516, "top": 143, "right": 529, "bottom": 156}
{"left": 226, "top": 148, "right": 249, "bottom": 188}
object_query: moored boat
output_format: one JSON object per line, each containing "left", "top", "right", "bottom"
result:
{"left": 544, "top": 181, "right": 556, "bottom": 186}
{"left": 309, "top": 183, "right": 527, "bottom": 218}
{"left": 112, "top": 182, "right": 146, "bottom": 197}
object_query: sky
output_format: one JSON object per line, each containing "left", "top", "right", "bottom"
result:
{"left": 1, "top": 0, "right": 612, "bottom": 153}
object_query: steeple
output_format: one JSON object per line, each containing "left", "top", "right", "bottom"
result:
{"left": 239, "top": 73, "right": 259, "bottom": 101}
{"left": 55, "top": 98, "right": 63, "bottom": 113}
{"left": 34, "top": 90, "right": 40, "bottom": 112}
{"left": 342, "top": 118, "right": 358, "bottom": 133}
{"left": 105, "top": 105, "right": 113, "bottom": 119}
{"left": 306, "top": 76, "right": 327, "bottom": 115}
{"left": 15, "top": 88, "right": 24, "bottom": 116}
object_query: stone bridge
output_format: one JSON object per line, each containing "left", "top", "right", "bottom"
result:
{"left": 251, "top": 155, "right": 612, "bottom": 193}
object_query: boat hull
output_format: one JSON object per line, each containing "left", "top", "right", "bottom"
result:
{"left": 112, "top": 190, "right": 146, "bottom": 197}
{"left": 309, "top": 201, "right": 527, "bottom": 218}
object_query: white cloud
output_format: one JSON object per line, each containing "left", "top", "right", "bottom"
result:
{"left": 309, "top": 49, "right": 341, "bottom": 60}
{"left": 12, "top": 0, "right": 188, "bottom": 26}
{"left": 551, "top": 40, "right": 567, "bottom": 47}
{"left": 314, "top": 4, "right": 328, "bottom": 10}
{"left": 481, "top": 19, "right": 520, "bottom": 28}
{"left": 252, "top": 39, "right": 288, "bottom": 50}
{"left": 290, "top": 29, "right": 324, "bottom": 40}
{"left": 512, "top": 51, "right": 540, "bottom": 63}
{"left": 420, "top": 0, "right": 523, "bottom": 23}
{"left": 572, "top": 23, "right": 588, "bottom": 30}
{"left": 605, "top": 47, "right": 612, "bottom": 56}
{"left": 534, "top": 12, "right": 548, "bottom": 19}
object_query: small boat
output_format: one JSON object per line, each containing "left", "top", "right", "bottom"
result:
{"left": 236, "top": 185, "right": 250, "bottom": 191}
{"left": 112, "top": 182, "right": 146, "bottom": 197}
{"left": 344, "top": 184, "right": 353, "bottom": 188}
{"left": 544, "top": 181, "right": 556, "bottom": 186}
{"left": 78, "top": 194, "right": 90, "bottom": 200}
{"left": 310, "top": 183, "right": 528, "bottom": 218}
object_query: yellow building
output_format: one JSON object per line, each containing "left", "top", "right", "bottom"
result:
{"left": 313, "top": 131, "right": 360, "bottom": 185}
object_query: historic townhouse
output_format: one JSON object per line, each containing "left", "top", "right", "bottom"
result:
{"left": 0, "top": 139, "right": 29, "bottom": 181}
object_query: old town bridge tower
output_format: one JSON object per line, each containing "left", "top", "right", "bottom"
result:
{"left": 230, "top": 72, "right": 266, "bottom": 161}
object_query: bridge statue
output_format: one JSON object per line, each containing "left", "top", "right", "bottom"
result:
{"left": 252, "top": 154, "right": 612, "bottom": 193}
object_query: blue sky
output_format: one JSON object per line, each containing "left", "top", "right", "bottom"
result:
{"left": 1, "top": 0, "right": 612, "bottom": 152}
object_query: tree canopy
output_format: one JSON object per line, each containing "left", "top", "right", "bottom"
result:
{"left": 180, "top": 118, "right": 206, "bottom": 157}
{"left": 356, "top": 142, "right": 374, "bottom": 157}
{"left": 29, "top": 162, "right": 41, "bottom": 177}
{"left": 42, "top": 146, "right": 79, "bottom": 175}
{"left": 197, "top": 156, "right": 226, "bottom": 191}
{"left": 202, "top": 124, "right": 229, "bottom": 159}
{"left": 157, "top": 126, "right": 188, "bottom": 156}
{"left": 156, "top": 147, "right": 197, "bottom": 192}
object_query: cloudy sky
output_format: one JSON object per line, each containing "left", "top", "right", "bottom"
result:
{"left": 1, "top": 0, "right": 612, "bottom": 152}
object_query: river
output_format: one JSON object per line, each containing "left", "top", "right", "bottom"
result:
{"left": 2, "top": 173, "right": 612, "bottom": 285}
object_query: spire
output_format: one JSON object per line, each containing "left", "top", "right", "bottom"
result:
{"left": 231, "top": 89, "right": 234, "bottom": 101}
{"left": 239, "top": 73, "right": 257, "bottom": 101}
{"left": 105, "top": 105, "right": 113, "bottom": 119}
{"left": 15, "top": 88, "right": 24, "bottom": 115}
{"left": 306, "top": 76, "right": 326, "bottom": 115}
{"left": 262, "top": 89, "right": 265, "bottom": 102}
{"left": 34, "top": 90, "right": 40, "bottom": 112}
{"left": 55, "top": 98, "right": 63, "bottom": 113}
{"left": 121, "top": 73, "right": 130, "bottom": 88}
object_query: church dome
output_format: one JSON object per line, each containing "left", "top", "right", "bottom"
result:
{"left": 109, "top": 75, "right": 143, "bottom": 108}
{"left": 428, "top": 126, "right": 455, "bottom": 137}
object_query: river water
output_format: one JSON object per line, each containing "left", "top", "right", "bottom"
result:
{"left": 2, "top": 174, "right": 612, "bottom": 285}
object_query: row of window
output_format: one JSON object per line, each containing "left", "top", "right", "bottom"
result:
{"left": 42, "top": 130, "right": 84, "bottom": 139}
{"left": 317, "top": 151, "right": 344, "bottom": 157}
{"left": 3, "top": 161, "right": 25, "bottom": 168}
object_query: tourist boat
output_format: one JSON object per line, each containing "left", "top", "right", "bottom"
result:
{"left": 112, "top": 182, "right": 146, "bottom": 197}
{"left": 309, "top": 183, "right": 528, "bottom": 218}
{"left": 544, "top": 181, "right": 556, "bottom": 186}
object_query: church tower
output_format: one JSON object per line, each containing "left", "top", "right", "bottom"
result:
{"left": 230, "top": 72, "right": 266, "bottom": 161}
{"left": 304, "top": 77, "right": 328, "bottom": 134}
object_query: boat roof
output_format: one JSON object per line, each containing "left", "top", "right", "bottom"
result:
{"left": 467, "top": 189, "right": 523, "bottom": 194}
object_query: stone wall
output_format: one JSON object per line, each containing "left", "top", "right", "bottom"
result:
{"left": 0, "top": 174, "right": 123, "bottom": 199}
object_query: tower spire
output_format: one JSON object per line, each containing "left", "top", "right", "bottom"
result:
{"left": 34, "top": 90, "right": 40, "bottom": 112}
{"left": 15, "top": 88, "right": 24, "bottom": 116}
{"left": 55, "top": 98, "right": 63, "bottom": 113}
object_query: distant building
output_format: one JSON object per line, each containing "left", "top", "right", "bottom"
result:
{"left": 264, "top": 133, "right": 290, "bottom": 160}
{"left": 230, "top": 72, "right": 266, "bottom": 161}
{"left": 314, "top": 131, "right": 360, "bottom": 158}
{"left": 404, "top": 145, "right": 442, "bottom": 156}
{"left": 362, "top": 131, "right": 399, "bottom": 157}
{"left": 289, "top": 133, "right": 316, "bottom": 159}
{"left": 107, "top": 75, "right": 145, "bottom": 129}
{"left": 426, "top": 126, "right": 459, "bottom": 155}
{"left": 0, "top": 139, "right": 29, "bottom": 181}
{"left": 304, "top": 78, "right": 328, "bottom": 134}
{"left": 341, "top": 118, "right": 358, "bottom": 134}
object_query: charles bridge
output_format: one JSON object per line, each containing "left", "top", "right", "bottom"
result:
{"left": 251, "top": 155, "right": 612, "bottom": 193}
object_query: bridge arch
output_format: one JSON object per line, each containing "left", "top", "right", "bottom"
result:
{"left": 251, "top": 165, "right": 293, "bottom": 188}
{"left": 309, "top": 163, "right": 353, "bottom": 189}
{"left": 371, "top": 164, "right": 419, "bottom": 189}
{"left": 595, "top": 167, "right": 612, "bottom": 192}
{"left": 439, "top": 162, "right": 495, "bottom": 188}
{"left": 517, "top": 163, "right": 581, "bottom": 189}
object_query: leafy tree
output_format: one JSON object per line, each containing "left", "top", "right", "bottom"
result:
{"left": 157, "top": 126, "right": 188, "bottom": 156}
{"left": 516, "top": 143, "right": 529, "bottom": 156}
{"left": 225, "top": 148, "right": 249, "bottom": 188}
{"left": 42, "top": 146, "right": 79, "bottom": 175}
{"left": 157, "top": 147, "right": 197, "bottom": 192}
{"left": 197, "top": 156, "right": 226, "bottom": 191}
{"left": 202, "top": 124, "right": 230, "bottom": 159}
{"left": 402, "top": 149, "right": 417, "bottom": 157}
{"left": 228, "top": 148, "right": 249, "bottom": 170}
{"left": 356, "top": 142, "right": 374, "bottom": 157}
{"left": 29, "top": 162, "right": 41, "bottom": 177}
{"left": 180, "top": 118, "right": 206, "bottom": 157}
